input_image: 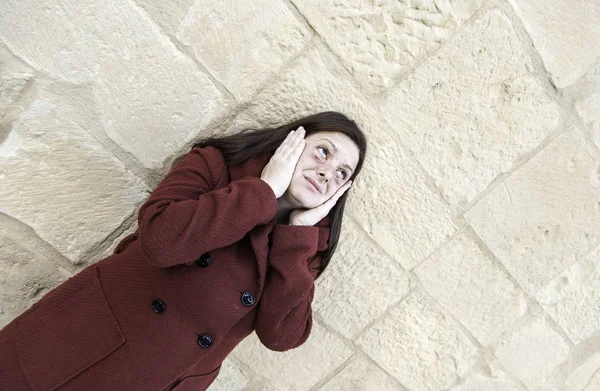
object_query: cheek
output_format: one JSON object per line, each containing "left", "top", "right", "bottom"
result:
{"left": 326, "top": 184, "right": 340, "bottom": 197}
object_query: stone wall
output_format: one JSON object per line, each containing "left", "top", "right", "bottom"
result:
{"left": 1, "top": 0, "right": 600, "bottom": 390}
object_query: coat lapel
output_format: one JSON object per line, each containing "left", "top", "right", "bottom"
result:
{"left": 229, "top": 152, "right": 275, "bottom": 290}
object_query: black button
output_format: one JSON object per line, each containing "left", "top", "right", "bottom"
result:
{"left": 241, "top": 292, "right": 256, "bottom": 306}
{"left": 198, "top": 334, "right": 213, "bottom": 348}
{"left": 151, "top": 299, "right": 166, "bottom": 314}
{"left": 195, "top": 253, "right": 212, "bottom": 267}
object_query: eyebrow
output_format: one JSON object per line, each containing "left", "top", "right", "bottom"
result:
{"left": 321, "top": 138, "right": 354, "bottom": 173}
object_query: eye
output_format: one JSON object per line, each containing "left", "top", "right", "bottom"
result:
{"left": 318, "top": 146, "right": 328, "bottom": 159}
{"left": 338, "top": 170, "right": 347, "bottom": 180}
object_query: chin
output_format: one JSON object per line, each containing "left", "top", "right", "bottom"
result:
{"left": 290, "top": 186, "right": 322, "bottom": 209}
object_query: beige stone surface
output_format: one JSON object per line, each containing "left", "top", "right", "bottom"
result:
{"left": 356, "top": 290, "right": 478, "bottom": 390}
{"left": 415, "top": 232, "right": 527, "bottom": 346}
{"left": 0, "top": 235, "right": 70, "bottom": 329}
{"left": 207, "top": 358, "right": 266, "bottom": 391}
{"left": 133, "top": 0, "right": 194, "bottom": 36}
{"left": 177, "top": 0, "right": 311, "bottom": 101}
{"left": 314, "top": 217, "right": 410, "bottom": 339}
{"left": 320, "top": 355, "right": 402, "bottom": 391}
{"left": 232, "top": 322, "right": 353, "bottom": 391}
{"left": 536, "top": 245, "right": 600, "bottom": 344}
{"left": 575, "top": 63, "right": 600, "bottom": 150}
{"left": 99, "top": 222, "right": 139, "bottom": 260}
{"left": 565, "top": 353, "right": 600, "bottom": 391}
{"left": 466, "top": 130, "right": 600, "bottom": 295}
{"left": 584, "top": 371, "right": 600, "bottom": 391}
{"left": 291, "top": 0, "right": 485, "bottom": 92}
{"left": 0, "top": 73, "right": 32, "bottom": 111}
{"left": 1, "top": 94, "right": 148, "bottom": 263}
{"left": 494, "top": 316, "right": 570, "bottom": 389}
{"left": 0, "top": 0, "right": 229, "bottom": 169}
{"left": 576, "top": 93, "right": 600, "bottom": 149}
{"left": 450, "top": 369, "right": 525, "bottom": 391}
{"left": 508, "top": 0, "right": 600, "bottom": 88}
{"left": 243, "top": 45, "right": 456, "bottom": 269}
{"left": 0, "top": 46, "right": 36, "bottom": 135}
{"left": 2, "top": 1, "right": 600, "bottom": 389}
{"left": 381, "top": 9, "right": 559, "bottom": 207}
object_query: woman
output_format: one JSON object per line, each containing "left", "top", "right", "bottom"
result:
{"left": 0, "top": 111, "right": 367, "bottom": 390}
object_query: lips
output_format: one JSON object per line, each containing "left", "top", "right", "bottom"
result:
{"left": 304, "top": 176, "right": 322, "bottom": 194}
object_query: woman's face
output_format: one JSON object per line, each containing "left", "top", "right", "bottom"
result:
{"left": 284, "top": 130, "right": 360, "bottom": 209}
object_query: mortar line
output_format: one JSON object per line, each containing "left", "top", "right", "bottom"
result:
{"left": 127, "top": 0, "right": 238, "bottom": 103}
{"left": 307, "top": 353, "right": 356, "bottom": 391}
{"left": 280, "top": 0, "right": 379, "bottom": 101}
{"left": 378, "top": 0, "right": 503, "bottom": 96}
{"left": 458, "top": 122, "right": 569, "bottom": 216}
{"left": 582, "top": 367, "right": 600, "bottom": 391}
{"left": 499, "top": 0, "right": 560, "bottom": 97}
{"left": 0, "top": 213, "right": 80, "bottom": 274}
{"left": 335, "top": 321, "right": 413, "bottom": 391}
{"left": 343, "top": 349, "right": 411, "bottom": 391}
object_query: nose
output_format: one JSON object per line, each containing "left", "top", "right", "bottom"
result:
{"left": 317, "top": 169, "right": 333, "bottom": 182}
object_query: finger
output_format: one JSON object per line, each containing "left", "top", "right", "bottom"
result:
{"left": 275, "top": 130, "right": 296, "bottom": 157}
{"left": 324, "top": 181, "right": 352, "bottom": 206}
{"left": 283, "top": 128, "right": 305, "bottom": 159}
{"left": 283, "top": 127, "right": 304, "bottom": 154}
{"left": 336, "top": 181, "right": 352, "bottom": 196}
{"left": 291, "top": 138, "right": 305, "bottom": 162}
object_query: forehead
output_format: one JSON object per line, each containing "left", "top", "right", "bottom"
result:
{"left": 307, "top": 131, "right": 360, "bottom": 167}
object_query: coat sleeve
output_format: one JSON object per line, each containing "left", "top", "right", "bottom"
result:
{"left": 137, "top": 146, "right": 278, "bottom": 268}
{"left": 254, "top": 223, "right": 329, "bottom": 352}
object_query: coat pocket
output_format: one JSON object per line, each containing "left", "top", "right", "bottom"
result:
{"left": 14, "top": 267, "right": 126, "bottom": 391}
{"left": 169, "top": 365, "right": 222, "bottom": 391}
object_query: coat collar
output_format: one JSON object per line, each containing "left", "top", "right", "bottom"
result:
{"left": 228, "top": 151, "right": 274, "bottom": 183}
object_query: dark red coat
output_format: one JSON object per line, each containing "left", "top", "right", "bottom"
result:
{"left": 0, "top": 146, "right": 330, "bottom": 391}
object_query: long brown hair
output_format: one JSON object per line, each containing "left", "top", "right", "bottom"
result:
{"left": 184, "top": 111, "right": 367, "bottom": 279}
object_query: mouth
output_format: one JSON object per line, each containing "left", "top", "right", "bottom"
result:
{"left": 304, "top": 176, "right": 322, "bottom": 194}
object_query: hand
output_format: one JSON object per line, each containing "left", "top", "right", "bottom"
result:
{"left": 260, "top": 127, "right": 306, "bottom": 198}
{"left": 289, "top": 180, "right": 352, "bottom": 226}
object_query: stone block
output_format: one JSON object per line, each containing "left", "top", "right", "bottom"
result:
{"left": 566, "top": 353, "right": 600, "bottom": 391}
{"left": 537, "top": 245, "right": 600, "bottom": 344}
{"left": 320, "top": 356, "right": 401, "bottom": 391}
{"left": 314, "top": 217, "right": 410, "bottom": 339}
{"left": 207, "top": 358, "right": 253, "bottom": 391}
{"left": 508, "top": 0, "right": 600, "bottom": 88}
{"left": 415, "top": 232, "right": 527, "bottom": 346}
{"left": 134, "top": 0, "right": 194, "bottom": 36}
{"left": 466, "top": 130, "right": 600, "bottom": 295}
{"left": 232, "top": 321, "right": 353, "bottom": 390}
{"left": 356, "top": 290, "right": 478, "bottom": 390}
{"left": 1, "top": 95, "right": 148, "bottom": 263}
{"left": 177, "top": 0, "right": 310, "bottom": 101}
{"left": 291, "top": 0, "right": 484, "bottom": 92}
{"left": 0, "top": 46, "right": 36, "bottom": 134}
{"left": 0, "top": 0, "right": 228, "bottom": 169}
{"left": 450, "top": 369, "right": 525, "bottom": 391}
{"left": 494, "top": 316, "right": 570, "bottom": 389}
{"left": 380, "top": 9, "right": 559, "bottom": 207}
{"left": 0, "top": 73, "right": 33, "bottom": 112}
{"left": 575, "top": 63, "right": 600, "bottom": 150}
{"left": 0, "top": 233, "right": 69, "bottom": 329}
